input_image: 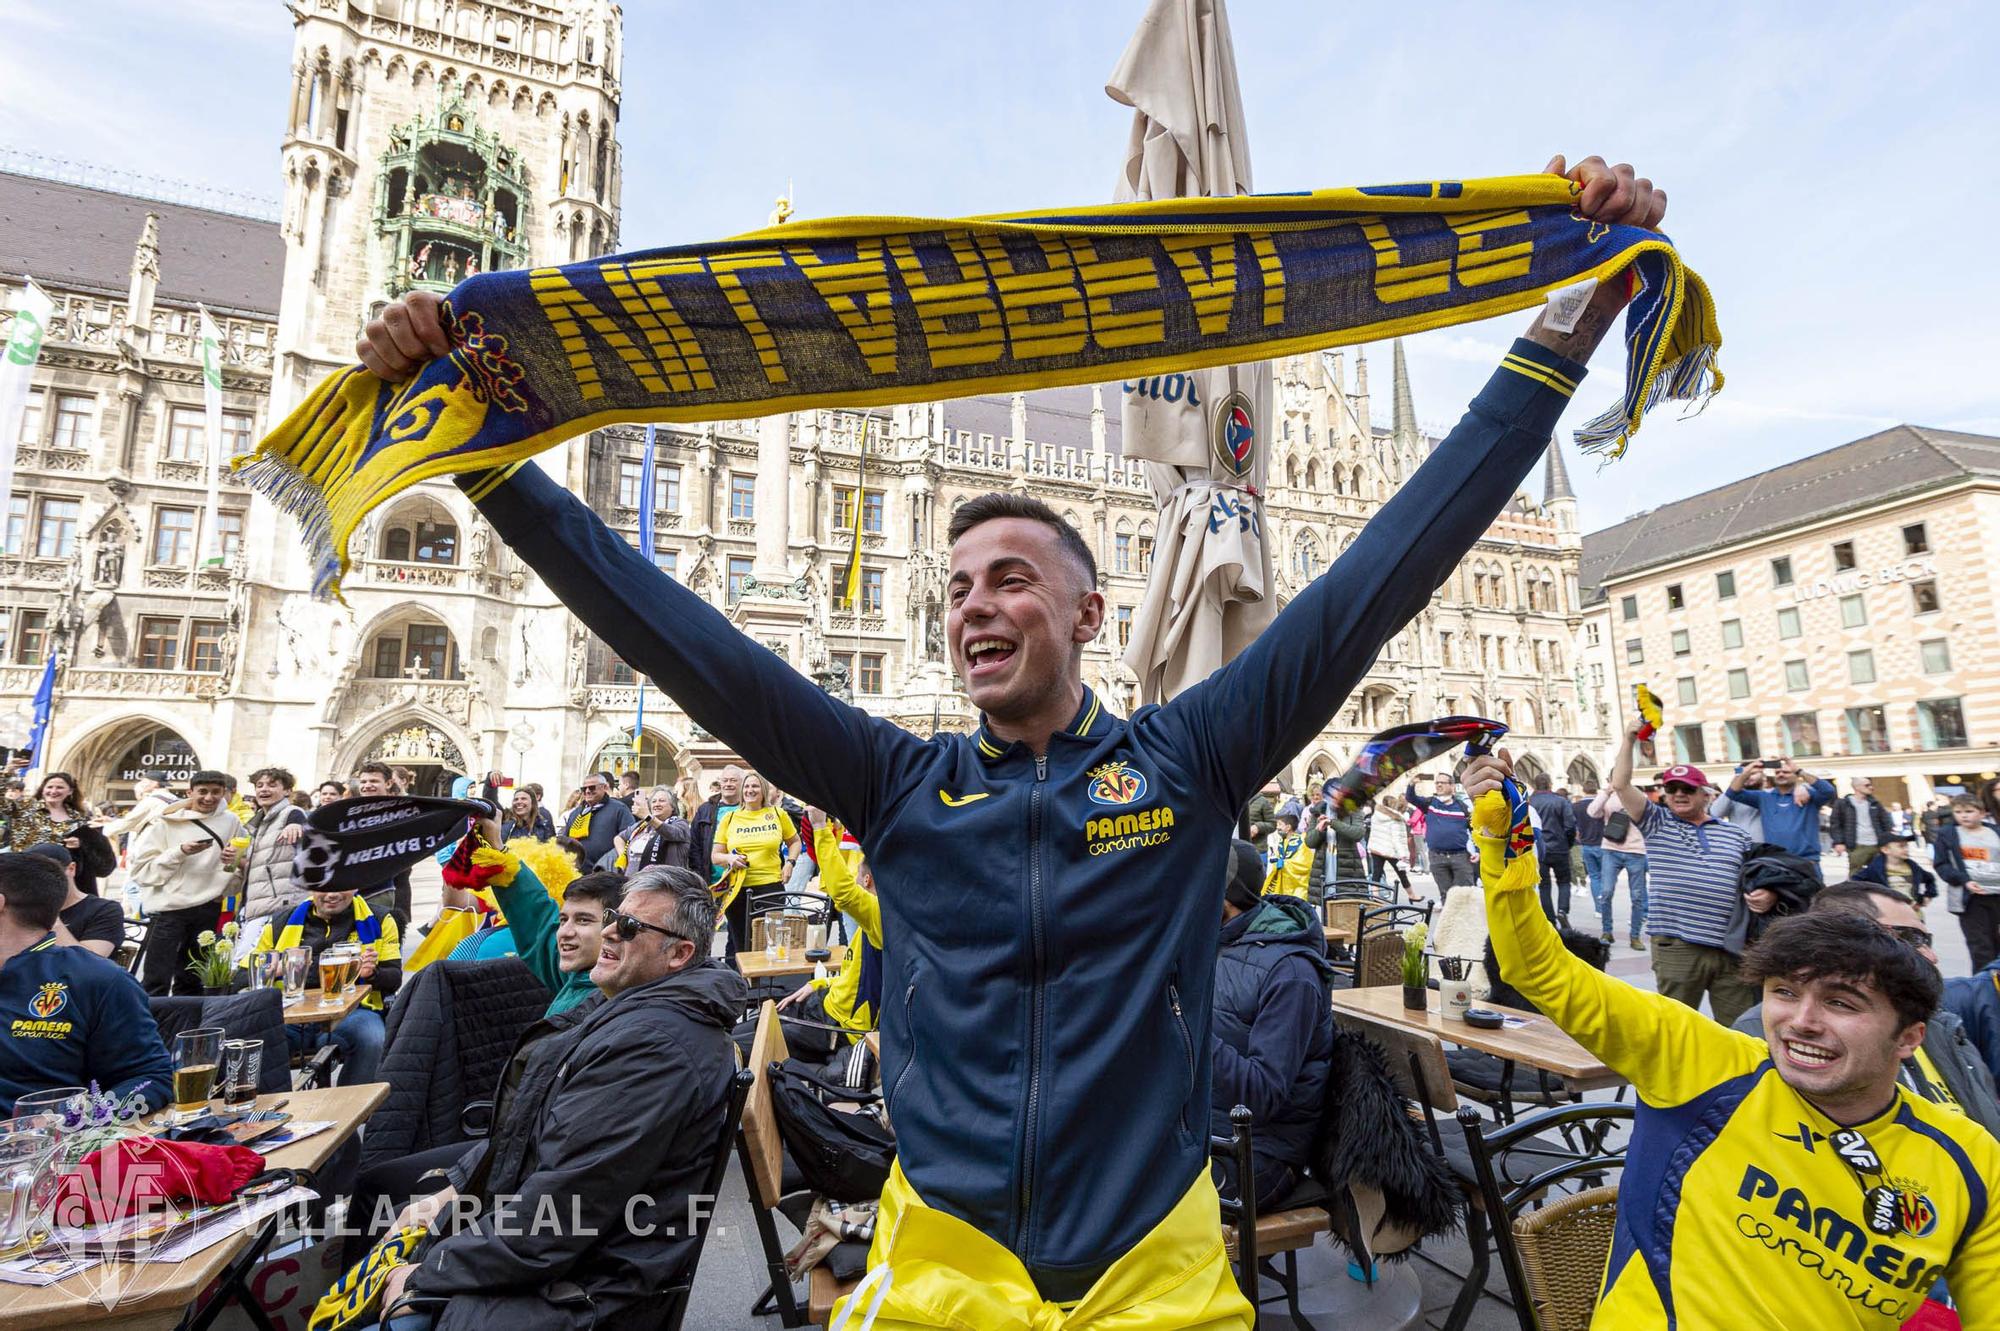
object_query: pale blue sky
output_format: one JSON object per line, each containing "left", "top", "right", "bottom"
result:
{"left": 7, "top": 0, "right": 1995, "bottom": 530}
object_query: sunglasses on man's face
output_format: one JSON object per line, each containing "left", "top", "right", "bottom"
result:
{"left": 1890, "top": 925, "right": 1934, "bottom": 950}
{"left": 603, "top": 908, "right": 694, "bottom": 948}
{"left": 1663, "top": 784, "right": 1700, "bottom": 796}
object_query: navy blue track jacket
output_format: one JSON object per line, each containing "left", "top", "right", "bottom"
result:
{"left": 1, "top": 934, "right": 173, "bottom": 1113}
{"left": 466, "top": 338, "right": 1585, "bottom": 1295}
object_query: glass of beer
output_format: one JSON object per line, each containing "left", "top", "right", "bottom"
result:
{"left": 219, "top": 1039, "right": 261, "bottom": 1110}
{"left": 171, "top": 1027, "right": 223, "bottom": 1122}
{"left": 319, "top": 948, "right": 349, "bottom": 1005}
{"left": 282, "top": 946, "right": 311, "bottom": 1003}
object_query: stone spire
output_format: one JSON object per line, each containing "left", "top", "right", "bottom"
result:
{"left": 1390, "top": 338, "right": 1418, "bottom": 447}
{"left": 125, "top": 212, "right": 161, "bottom": 344}
{"left": 1542, "top": 437, "right": 1576, "bottom": 504}
{"left": 1542, "top": 435, "right": 1579, "bottom": 547}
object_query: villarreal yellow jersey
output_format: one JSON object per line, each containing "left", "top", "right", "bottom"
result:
{"left": 1474, "top": 796, "right": 2000, "bottom": 1330}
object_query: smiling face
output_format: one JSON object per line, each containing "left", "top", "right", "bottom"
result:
{"left": 649, "top": 789, "right": 675, "bottom": 820}
{"left": 1662, "top": 781, "right": 1706, "bottom": 819}
{"left": 310, "top": 888, "right": 358, "bottom": 920}
{"left": 187, "top": 781, "right": 227, "bottom": 815}
{"left": 739, "top": 774, "right": 767, "bottom": 810}
{"left": 37, "top": 776, "right": 73, "bottom": 810}
{"left": 556, "top": 897, "right": 608, "bottom": 973}
{"left": 251, "top": 774, "right": 289, "bottom": 808}
{"left": 718, "top": 770, "right": 741, "bottom": 805}
{"left": 590, "top": 891, "right": 695, "bottom": 995}
{"left": 947, "top": 517, "right": 1102, "bottom": 727}
{"left": 1762, "top": 971, "right": 1923, "bottom": 1109}
{"left": 579, "top": 775, "right": 609, "bottom": 804}
{"left": 316, "top": 782, "right": 344, "bottom": 806}
{"left": 510, "top": 789, "right": 534, "bottom": 819}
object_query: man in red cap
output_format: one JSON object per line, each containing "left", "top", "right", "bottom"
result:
{"left": 1607, "top": 715, "right": 1761, "bottom": 1024}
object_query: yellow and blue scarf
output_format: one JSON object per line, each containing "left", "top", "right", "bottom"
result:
{"left": 242, "top": 175, "right": 1722, "bottom": 597}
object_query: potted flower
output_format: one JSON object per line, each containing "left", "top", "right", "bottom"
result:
{"left": 188, "top": 923, "right": 240, "bottom": 994}
{"left": 1400, "top": 922, "right": 1430, "bottom": 1010}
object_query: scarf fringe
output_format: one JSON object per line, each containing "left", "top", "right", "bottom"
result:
{"left": 1573, "top": 333, "right": 1722, "bottom": 461}
{"left": 235, "top": 449, "right": 344, "bottom": 601}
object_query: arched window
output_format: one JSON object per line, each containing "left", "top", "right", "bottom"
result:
{"left": 1304, "top": 459, "right": 1320, "bottom": 491}
{"left": 379, "top": 500, "right": 459, "bottom": 564}
{"left": 1292, "top": 529, "right": 1323, "bottom": 582}
{"left": 365, "top": 615, "right": 462, "bottom": 680}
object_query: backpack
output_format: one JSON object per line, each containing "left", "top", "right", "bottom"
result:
{"left": 768, "top": 1057, "right": 895, "bottom": 1203}
{"left": 1603, "top": 809, "right": 1632, "bottom": 842}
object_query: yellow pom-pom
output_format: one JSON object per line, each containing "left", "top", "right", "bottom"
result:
{"left": 1471, "top": 789, "right": 1514, "bottom": 840}
{"left": 506, "top": 836, "right": 579, "bottom": 901}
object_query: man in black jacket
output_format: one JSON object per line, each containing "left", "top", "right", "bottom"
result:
{"left": 1528, "top": 773, "right": 1578, "bottom": 923}
{"left": 1211, "top": 842, "right": 1332, "bottom": 1209}
{"left": 1829, "top": 775, "right": 1894, "bottom": 877}
{"left": 375, "top": 866, "right": 749, "bottom": 1330}
{"left": 687, "top": 765, "right": 740, "bottom": 886}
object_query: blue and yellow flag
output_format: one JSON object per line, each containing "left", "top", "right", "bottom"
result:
{"left": 241, "top": 176, "right": 1723, "bottom": 596}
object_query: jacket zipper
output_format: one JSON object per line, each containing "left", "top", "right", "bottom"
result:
{"left": 1169, "top": 979, "right": 1194, "bottom": 1135}
{"left": 890, "top": 978, "right": 919, "bottom": 1106}
{"left": 1017, "top": 753, "right": 1050, "bottom": 1254}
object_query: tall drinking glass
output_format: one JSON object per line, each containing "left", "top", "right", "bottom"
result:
{"left": 220, "top": 1040, "right": 261, "bottom": 1110}
{"left": 171, "top": 1027, "right": 223, "bottom": 1122}
{"left": 0, "top": 1127, "right": 58, "bottom": 1260}
{"left": 283, "top": 946, "right": 311, "bottom": 1004}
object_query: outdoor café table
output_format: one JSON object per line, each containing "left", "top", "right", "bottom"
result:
{"left": 1327, "top": 985, "right": 1622, "bottom": 1093}
{"left": 0, "top": 1082, "right": 389, "bottom": 1331}
{"left": 281, "top": 983, "right": 371, "bottom": 1026}
{"left": 737, "top": 944, "right": 846, "bottom": 982}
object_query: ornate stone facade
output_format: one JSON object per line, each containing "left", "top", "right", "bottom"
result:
{"left": 0, "top": 0, "right": 1608, "bottom": 802}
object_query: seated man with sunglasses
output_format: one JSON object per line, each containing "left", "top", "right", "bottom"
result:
{"left": 366, "top": 866, "right": 748, "bottom": 1331}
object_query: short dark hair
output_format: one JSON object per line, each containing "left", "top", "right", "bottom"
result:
{"left": 564, "top": 871, "right": 625, "bottom": 913}
{"left": 947, "top": 492, "right": 1098, "bottom": 589}
{"left": 0, "top": 853, "right": 69, "bottom": 931}
{"left": 317, "top": 780, "right": 347, "bottom": 796}
{"left": 1276, "top": 810, "right": 1299, "bottom": 829}
{"left": 618, "top": 771, "right": 640, "bottom": 787}
{"left": 249, "top": 767, "right": 296, "bottom": 790}
{"left": 355, "top": 761, "right": 392, "bottom": 780}
{"left": 189, "top": 769, "right": 231, "bottom": 789}
{"left": 1531, "top": 773, "right": 1553, "bottom": 791}
{"left": 1740, "top": 913, "right": 1940, "bottom": 1030}
{"left": 1810, "top": 884, "right": 1911, "bottom": 922}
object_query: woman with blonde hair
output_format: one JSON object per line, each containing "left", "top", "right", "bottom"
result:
{"left": 712, "top": 771, "right": 801, "bottom": 957}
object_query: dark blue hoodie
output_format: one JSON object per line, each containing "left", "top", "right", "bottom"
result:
{"left": 463, "top": 337, "right": 1583, "bottom": 1296}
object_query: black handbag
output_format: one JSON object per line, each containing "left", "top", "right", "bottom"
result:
{"left": 768, "top": 1057, "right": 894, "bottom": 1203}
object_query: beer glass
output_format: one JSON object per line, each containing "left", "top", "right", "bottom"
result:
{"left": 318, "top": 948, "right": 344, "bottom": 1004}
{"left": 0, "top": 1127, "right": 58, "bottom": 1260}
{"left": 10, "top": 1088, "right": 84, "bottom": 1136}
{"left": 282, "top": 946, "right": 311, "bottom": 1003}
{"left": 246, "top": 951, "right": 274, "bottom": 990}
{"left": 171, "top": 1027, "right": 224, "bottom": 1122}
{"left": 220, "top": 1039, "right": 261, "bottom": 1110}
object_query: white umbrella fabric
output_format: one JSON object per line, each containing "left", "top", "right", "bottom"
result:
{"left": 1108, "top": 0, "right": 1276, "bottom": 707}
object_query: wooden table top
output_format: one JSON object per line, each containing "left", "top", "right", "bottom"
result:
{"left": 738, "top": 944, "right": 846, "bottom": 981}
{"left": 1328, "top": 986, "right": 1621, "bottom": 1090}
{"left": 1323, "top": 924, "right": 1355, "bottom": 944}
{"left": 0, "top": 1083, "right": 388, "bottom": 1331}
{"left": 279, "top": 983, "right": 370, "bottom": 1026}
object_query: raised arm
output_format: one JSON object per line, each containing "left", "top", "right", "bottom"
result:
{"left": 1607, "top": 716, "right": 1650, "bottom": 821}
{"left": 1161, "top": 158, "right": 1660, "bottom": 808}
{"left": 1461, "top": 763, "right": 1765, "bottom": 1101}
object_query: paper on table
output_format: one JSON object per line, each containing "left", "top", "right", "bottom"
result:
{"left": 0, "top": 1255, "right": 91, "bottom": 1286}
{"left": 142, "top": 1186, "right": 318, "bottom": 1263}
{"left": 253, "top": 1119, "right": 334, "bottom": 1154}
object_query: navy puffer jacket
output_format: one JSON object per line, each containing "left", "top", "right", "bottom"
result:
{"left": 1209, "top": 894, "right": 1333, "bottom": 1187}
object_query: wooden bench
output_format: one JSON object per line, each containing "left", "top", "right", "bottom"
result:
{"left": 740, "top": 1001, "right": 811, "bottom": 1327}
{"left": 809, "top": 1266, "right": 860, "bottom": 1325}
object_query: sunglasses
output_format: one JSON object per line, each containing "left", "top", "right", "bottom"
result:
{"left": 604, "top": 908, "right": 695, "bottom": 948}
{"left": 1889, "top": 925, "right": 1934, "bottom": 950}
{"left": 1663, "top": 784, "right": 1701, "bottom": 795}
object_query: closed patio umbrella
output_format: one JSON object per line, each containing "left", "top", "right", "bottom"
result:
{"left": 1108, "top": 0, "right": 1276, "bottom": 706}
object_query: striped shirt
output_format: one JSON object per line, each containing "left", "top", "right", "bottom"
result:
{"left": 1638, "top": 801, "right": 1753, "bottom": 951}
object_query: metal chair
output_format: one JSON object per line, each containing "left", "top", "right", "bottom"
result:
{"left": 1349, "top": 902, "right": 1431, "bottom": 989}
{"left": 1213, "top": 1105, "right": 1332, "bottom": 1330}
{"left": 1455, "top": 1102, "right": 1633, "bottom": 1331}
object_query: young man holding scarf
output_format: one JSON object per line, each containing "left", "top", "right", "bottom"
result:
{"left": 362, "top": 156, "right": 1661, "bottom": 1327}
{"left": 253, "top": 884, "right": 402, "bottom": 1084}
